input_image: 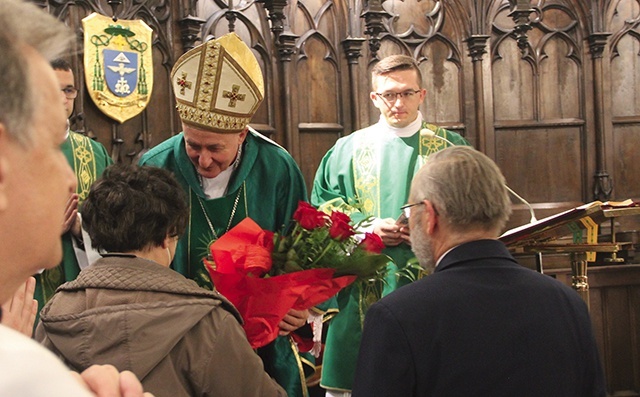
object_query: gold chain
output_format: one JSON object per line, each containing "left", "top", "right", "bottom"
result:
{"left": 196, "top": 182, "right": 244, "bottom": 241}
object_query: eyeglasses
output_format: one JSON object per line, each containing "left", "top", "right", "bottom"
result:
{"left": 400, "top": 202, "right": 425, "bottom": 219}
{"left": 375, "top": 90, "right": 421, "bottom": 103}
{"left": 61, "top": 87, "right": 78, "bottom": 99}
{"left": 400, "top": 201, "right": 439, "bottom": 219}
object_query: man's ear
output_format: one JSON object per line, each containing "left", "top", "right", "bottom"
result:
{"left": 238, "top": 127, "right": 249, "bottom": 144}
{"left": 423, "top": 200, "right": 438, "bottom": 235}
{"left": 0, "top": 123, "right": 10, "bottom": 212}
{"left": 418, "top": 88, "right": 427, "bottom": 102}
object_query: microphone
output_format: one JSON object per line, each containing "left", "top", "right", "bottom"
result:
{"left": 419, "top": 128, "right": 537, "bottom": 223}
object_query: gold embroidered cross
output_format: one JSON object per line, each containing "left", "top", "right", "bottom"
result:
{"left": 222, "top": 84, "right": 246, "bottom": 107}
{"left": 176, "top": 72, "right": 192, "bottom": 95}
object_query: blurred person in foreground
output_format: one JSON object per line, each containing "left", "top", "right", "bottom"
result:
{"left": 36, "top": 164, "right": 285, "bottom": 397}
{"left": 352, "top": 146, "right": 606, "bottom": 397}
{"left": 140, "top": 32, "right": 311, "bottom": 396}
{"left": 0, "top": 0, "right": 150, "bottom": 395}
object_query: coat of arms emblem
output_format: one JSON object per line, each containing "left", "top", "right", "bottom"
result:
{"left": 82, "top": 13, "right": 153, "bottom": 123}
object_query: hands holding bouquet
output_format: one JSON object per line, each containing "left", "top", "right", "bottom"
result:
{"left": 205, "top": 201, "right": 389, "bottom": 349}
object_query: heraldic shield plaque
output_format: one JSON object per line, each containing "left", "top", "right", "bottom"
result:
{"left": 83, "top": 13, "right": 153, "bottom": 123}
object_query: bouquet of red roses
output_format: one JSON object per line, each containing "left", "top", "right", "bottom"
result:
{"left": 205, "top": 201, "right": 389, "bottom": 349}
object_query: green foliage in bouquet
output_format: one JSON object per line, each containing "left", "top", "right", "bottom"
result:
{"left": 270, "top": 202, "right": 390, "bottom": 285}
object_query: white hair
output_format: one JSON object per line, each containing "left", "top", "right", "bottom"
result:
{"left": 0, "top": 0, "right": 72, "bottom": 144}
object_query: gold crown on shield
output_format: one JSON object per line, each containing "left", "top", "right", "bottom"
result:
{"left": 170, "top": 33, "right": 264, "bottom": 133}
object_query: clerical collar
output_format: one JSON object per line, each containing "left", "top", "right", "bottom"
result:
{"left": 200, "top": 166, "right": 234, "bottom": 199}
{"left": 378, "top": 112, "right": 424, "bottom": 138}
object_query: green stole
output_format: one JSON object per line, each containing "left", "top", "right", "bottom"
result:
{"left": 67, "top": 132, "right": 101, "bottom": 201}
{"left": 319, "top": 122, "right": 469, "bottom": 391}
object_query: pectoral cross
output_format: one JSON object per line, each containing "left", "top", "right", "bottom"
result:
{"left": 222, "top": 84, "right": 246, "bottom": 108}
{"left": 176, "top": 72, "right": 192, "bottom": 95}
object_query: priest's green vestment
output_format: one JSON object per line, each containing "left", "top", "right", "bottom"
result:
{"left": 140, "top": 128, "right": 312, "bottom": 397}
{"left": 311, "top": 122, "right": 469, "bottom": 392}
{"left": 35, "top": 131, "right": 112, "bottom": 316}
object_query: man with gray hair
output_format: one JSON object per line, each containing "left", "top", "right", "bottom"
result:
{"left": 352, "top": 146, "right": 606, "bottom": 396}
{"left": 0, "top": 0, "right": 150, "bottom": 395}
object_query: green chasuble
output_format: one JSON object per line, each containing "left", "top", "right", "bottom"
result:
{"left": 140, "top": 128, "right": 313, "bottom": 397}
{"left": 35, "top": 131, "right": 113, "bottom": 317}
{"left": 310, "top": 121, "right": 469, "bottom": 392}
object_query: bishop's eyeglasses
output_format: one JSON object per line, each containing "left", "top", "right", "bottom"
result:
{"left": 375, "top": 90, "right": 421, "bottom": 103}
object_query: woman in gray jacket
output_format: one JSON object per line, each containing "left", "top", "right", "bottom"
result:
{"left": 36, "top": 164, "right": 285, "bottom": 397}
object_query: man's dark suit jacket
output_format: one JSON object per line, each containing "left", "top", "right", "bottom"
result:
{"left": 352, "top": 239, "right": 606, "bottom": 397}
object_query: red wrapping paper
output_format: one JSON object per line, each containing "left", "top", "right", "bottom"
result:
{"left": 206, "top": 218, "right": 356, "bottom": 349}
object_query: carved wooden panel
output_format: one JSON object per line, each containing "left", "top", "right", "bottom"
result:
{"left": 491, "top": 0, "right": 589, "bottom": 228}
{"left": 288, "top": 0, "right": 348, "bottom": 187}
{"left": 609, "top": 1, "right": 640, "bottom": 200}
{"left": 492, "top": 39, "right": 535, "bottom": 121}
{"left": 496, "top": 127, "right": 583, "bottom": 202}
{"left": 553, "top": 265, "right": 640, "bottom": 396}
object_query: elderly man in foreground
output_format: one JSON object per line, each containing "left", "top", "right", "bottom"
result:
{"left": 352, "top": 146, "right": 606, "bottom": 397}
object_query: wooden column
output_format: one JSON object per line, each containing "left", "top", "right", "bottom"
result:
{"left": 589, "top": 33, "right": 613, "bottom": 201}
{"left": 466, "top": 35, "right": 489, "bottom": 153}
{"left": 277, "top": 32, "right": 300, "bottom": 160}
{"left": 342, "top": 37, "right": 365, "bottom": 133}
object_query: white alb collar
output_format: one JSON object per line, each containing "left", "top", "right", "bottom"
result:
{"left": 378, "top": 112, "right": 424, "bottom": 138}
{"left": 200, "top": 166, "right": 234, "bottom": 199}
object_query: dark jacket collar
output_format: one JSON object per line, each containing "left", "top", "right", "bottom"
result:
{"left": 435, "top": 239, "right": 519, "bottom": 273}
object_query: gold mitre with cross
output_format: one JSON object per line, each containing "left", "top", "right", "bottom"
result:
{"left": 171, "top": 33, "right": 264, "bottom": 133}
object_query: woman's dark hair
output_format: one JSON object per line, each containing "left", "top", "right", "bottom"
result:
{"left": 82, "top": 164, "right": 189, "bottom": 252}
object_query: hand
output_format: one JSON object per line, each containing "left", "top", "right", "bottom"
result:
{"left": 278, "top": 308, "right": 309, "bottom": 336}
{"left": 374, "top": 218, "right": 410, "bottom": 247}
{"left": 398, "top": 224, "right": 411, "bottom": 245}
{"left": 73, "top": 365, "right": 154, "bottom": 397}
{"left": 0, "top": 276, "right": 37, "bottom": 337}
{"left": 62, "top": 193, "right": 79, "bottom": 235}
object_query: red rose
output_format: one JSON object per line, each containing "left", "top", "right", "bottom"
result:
{"left": 329, "top": 211, "right": 355, "bottom": 241}
{"left": 359, "top": 232, "right": 385, "bottom": 253}
{"left": 330, "top": 210, "right": 351, "bottom": 225}
{"left": 293, "top": 201, "right": 327, "bottom": 230}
